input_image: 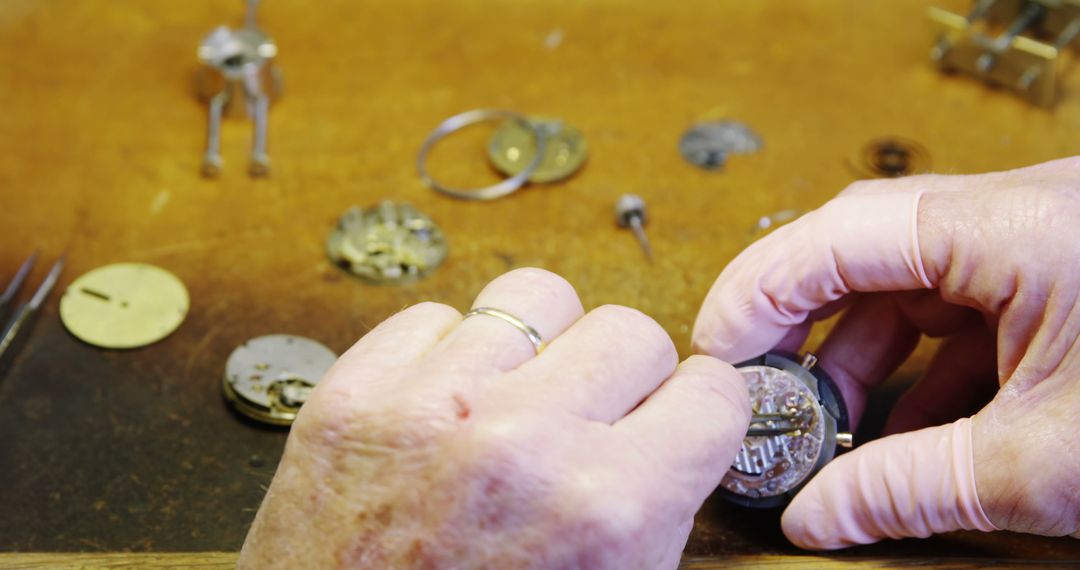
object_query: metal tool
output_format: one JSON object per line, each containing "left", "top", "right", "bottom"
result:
{"left": 0, "top": 253, "right": 65, "bottom": 373}
{"left": 196, "top": 0, "right": 282, "bottom": 176}
{"left": 929, "top": 0, "right": 1080, "bottom": 107}
{"left": 615, "top": 194, "right": 652, "bottom": 259}
{"left": 746, "top": 411, "right": 812, "bottom": 437}
{"left": 0, "top": 251, "right": 39, "bottom": 319}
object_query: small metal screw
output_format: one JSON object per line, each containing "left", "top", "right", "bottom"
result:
{"left": 615, "top": 194, "right": 652, "bottom": 259}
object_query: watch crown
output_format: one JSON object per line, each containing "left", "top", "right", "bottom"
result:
{"left": 837, "top": 432, "right": 854, "bottom": 448}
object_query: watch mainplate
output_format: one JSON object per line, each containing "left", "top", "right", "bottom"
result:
{"left": 721, "top": 365, "right": 826, "bottom": 499}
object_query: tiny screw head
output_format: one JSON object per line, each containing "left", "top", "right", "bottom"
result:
{"left": 615, "top": 194, "right": 647, "bottom": 227}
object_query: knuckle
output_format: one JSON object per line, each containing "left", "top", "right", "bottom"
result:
{"left": 487, "top": 267, "right": 579, "bottom": 305}
{"left": 590, "top": 305, "right": 670, "bottom": 344}
{"left": 403, "top": 301, "right": 461, "bottom": 321}
{"left": 682, "top": 354, "right": 744, "bottom": 387}
{"left": 678, "top": 358, "right": 752, "bottom": 423}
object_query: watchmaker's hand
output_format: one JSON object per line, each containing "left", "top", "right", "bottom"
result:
{"left": 240, "top": 268, "right": 750, "bottom": 569}
{"left": 692, "top": 157, "right": 1080, "bottom": 549}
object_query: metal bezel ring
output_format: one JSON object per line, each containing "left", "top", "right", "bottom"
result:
{"left": 417, "top": 109, "right": 546, "bottom": 201}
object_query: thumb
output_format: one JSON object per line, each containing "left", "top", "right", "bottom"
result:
{"left": 781, "top": 418, "right": 997, "bottom": 550}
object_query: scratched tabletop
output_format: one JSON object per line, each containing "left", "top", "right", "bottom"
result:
{"left": 2, "top": 0, "right": 1080, "bottom": 564}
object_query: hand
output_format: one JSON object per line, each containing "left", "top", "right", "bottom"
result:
{"left": 692, "top": 157, "right": 1080, "bottom": 549}
{"left": 240, "top": 268, "right": 750, "bottom": 568}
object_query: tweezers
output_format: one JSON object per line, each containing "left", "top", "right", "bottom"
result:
{"left": 0, "top": 252, "right": 65, "bottom": 369}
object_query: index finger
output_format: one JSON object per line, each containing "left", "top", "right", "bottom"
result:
{"left": 692, "top": 190, "right": 933, "bottom": 362}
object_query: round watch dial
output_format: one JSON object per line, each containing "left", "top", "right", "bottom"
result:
{"left": 720, "top": 365, "right": 827, "bottom": 499}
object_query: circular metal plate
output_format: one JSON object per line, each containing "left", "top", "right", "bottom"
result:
{"left": 223, "top": 334, "right": 337, "bottom": 426}
{"left": 487, "top": 117, "right": 588, "bottom": 183}
{"left": 679, "top": 120, "right": 763, "bottom": 171}
{"left": 327, "top": 201, "right": 448, "bottom": 284}
{"left": 60, "top": 263, "right": 190, "bottom": 349}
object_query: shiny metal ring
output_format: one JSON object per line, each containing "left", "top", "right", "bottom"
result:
{"left": 463, "top": 306, "right": 546, "bottom": 354}
{"left": 417, "top": 109, "right": 546, "bottom": 201}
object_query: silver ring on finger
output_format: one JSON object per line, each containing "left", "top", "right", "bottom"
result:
{"left": 463, "top": 306, "right": 546, "bottom": 354}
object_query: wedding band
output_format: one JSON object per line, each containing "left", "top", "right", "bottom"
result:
{"left": 417, "top": 109, "right": 546, "bottom": 201}
{"left": 463, "top": 307, "right": 546, "bottom": 354}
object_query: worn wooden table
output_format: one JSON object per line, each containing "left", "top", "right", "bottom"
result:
{"left": 2, "top": 0, "right": 1079, "bottom": 566}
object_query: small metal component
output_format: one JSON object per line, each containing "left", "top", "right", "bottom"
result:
{"left": 60, "top": 263, "right": 189, "bottom": 349}
{"left": 615, "top": 194, "right": 652, "bottom": 259}
{"left": 720, "top": 352, "right": 850, "bottom": 509}
{"left": 837, "top": 432, "right": 854, "bottom": 449}
{"left": 679, "top": 120, "right": 763, "bottom": 171}
{"left": 974, "top": 2, "right": 1046, "bottom": 73}
{"left": 928, "top": 0, "right": 1080, "bottom": 107}
{"left": 223, "top": 334, "right": 337, "bottom": 426}
{"left": 196, "top": 0, "right": 282, "bottom": 177}
{"left": 418, "top": 109, "right": 546, "bottom": 201}
{"left": 746, "top": 410, "right": 812, "bottom": 437}
{"left": 0, "top": 254, "right": 64, "bottom": 375}
{"left": 487, "top": 117, "right": 588, "bottom": 183}
{"left": 849, "top": 137, "right": 931, "bottom": 179}
{"left": 327, "top": 202, "right": 448, "bottom": 284}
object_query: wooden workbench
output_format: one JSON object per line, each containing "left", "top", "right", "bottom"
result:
{"left": 2, "top": 0, "right": 1079, "bottom": 566}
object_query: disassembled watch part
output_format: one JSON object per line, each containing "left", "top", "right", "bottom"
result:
{"left": 487, "top": 117, "right": 588, "bottom": 183}
{"left": 679, "top": 120, "right": 763, "bottom": 171}
{"left": 720, "top": 352, "right": 852, "bottom": 509}
{"left": 196, "top": 0, "right": 282, "bottom": 177}
{"left": 223, "top": 334, "right": 337, "bottom": 426}
{"left": 418, "top": 109, "right": 546, "bottom": 201}
{"left": 928, "top": 0, "right": 1080, "bottom": 107}
{"left": 327, "top": 201, "right": 448, "bottom": 284}
{"left": 849, "top": 137, "right": 930, "bottom": 179}
{"left": 615, "top": 194, "right": 652, "bottom": 259}
{"left": 60, "top": 263, "right": 190, "bottom": 349}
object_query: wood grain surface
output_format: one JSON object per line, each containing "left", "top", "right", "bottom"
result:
{"left": 2, "top": 0, "right": 1080, "bottom": 564}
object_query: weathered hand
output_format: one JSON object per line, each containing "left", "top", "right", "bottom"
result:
{"left": 240, "top": 268, "right": 750, "bottom": 568}
{"left": 693, "top": 157, "right": 1080, "bottom": 549}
